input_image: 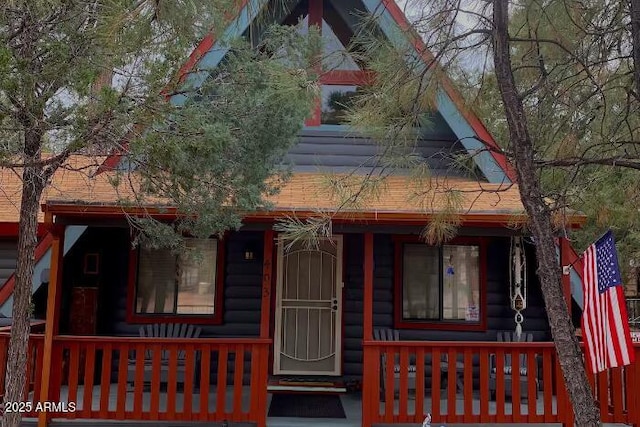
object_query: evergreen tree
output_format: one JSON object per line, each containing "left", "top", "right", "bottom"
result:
{"left": 0, "top": 2, "right": 317, "bottom": 426}
{"left": 279, "top": 1, "right": 640, "bottom": 424}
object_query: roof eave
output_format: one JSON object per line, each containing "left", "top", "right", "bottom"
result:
{"left": 42, "top": 201, "right": 586, "bottom": 228}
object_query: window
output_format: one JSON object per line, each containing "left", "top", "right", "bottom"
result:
{"left": 269, "top": 1, "right": 371, "bottom": 127}
{"left": 321, "top": 84, "right": 358, "bottom": 124}
{"left": 395, "top": 237, "right": 485, "bottom": 330}
{"left": 129, "top": 238, "right": 223, "bottom": 324}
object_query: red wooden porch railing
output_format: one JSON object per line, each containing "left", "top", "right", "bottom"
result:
{"left": 51, "top": 335, "right": 270, "bottom": 424}
{"left": 0, "top": 333, "right": 46, "bottom": 417}
{"left": 362, "top": 340, "right": 640, "bottom": 426}
{"left": 0, "top": 334, "right": 270, "bottom": 426}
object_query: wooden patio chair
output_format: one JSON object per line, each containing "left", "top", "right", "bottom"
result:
{"left": 127, "top": 323, "right": 202, "bottom": 387}
{"left": 440, "top": 353, "right": 465, "bottom": 393}
{"left": 373, "top": 328, "right": 416, "bottom": 396}
{"left": 488, "top": 331, "right": 538, "bottom": 400}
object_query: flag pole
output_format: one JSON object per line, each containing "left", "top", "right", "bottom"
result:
{"left": 564, "top": 229, "right": 612, "bottom": 270}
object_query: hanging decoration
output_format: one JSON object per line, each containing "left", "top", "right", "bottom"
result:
{"left": 445, "top": 253, "right": 455, "bottom": 288}
{"left": 509, "top": 236, "right": 528, "bottom": 336}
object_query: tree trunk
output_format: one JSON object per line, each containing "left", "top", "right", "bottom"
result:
{"left": 2, "top": 158, "right": 46, "bottom": 427}
{"left": 631, "top": 0, "right": 640, "bottom": 97}
{"left": 491, "top": 1, "right": 599, "bottom": 426}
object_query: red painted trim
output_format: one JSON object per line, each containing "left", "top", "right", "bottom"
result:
{"left": 378, "top": 0, "right": 517, "bottom": 183}
{"left": 0, "top": 223, "right": 20, "bottom": 237}
{"left": 0, "top": 232, "right": 55, "bottom": 306}
{"left": 560, "top": 237, "right": 584, "bottom": 283}
{"left": 43, "top": 203, "right": 586, "bottom": 227}
{"left": 559, "top": 238, "right": 573, "bottom": 315}
{"left": 392, "top": 235, "right": 488, "bottom": 331}
{"left": 303, "top": 0, "right": 324, "bottom": 127}
{"left": 51, "top": 230, "right": 65, "bottom": 338}
{"left": 126, "top": 237, "right": 225, "bottom": 325}
{"left": 174, "top": 34, "right": 216, "bottom": 87}
{"left": 37, "top": 229, "right": 65, "bottom": 427}
{"left": 305, "top": 100, "right": 322, "bottom": 126}
{"left": 95, "top": 152, "right": 124, "bottom": 175}
{"left": 308, "top": 0, "right": 323, "bottom": 28}
{"left": 319, "top": 70, "right": 374, "bottom": 85}
{"left": 173, "top": 0, "right": 248, "bottom": 85}
{"left": 98, "top": 1, "right": 250, "bottom": 173}
{"left": 0, "top": 223, "right": 47, "bottom": 237}
{"left": 242, "top": 214, "right": 583, "bottom": 228}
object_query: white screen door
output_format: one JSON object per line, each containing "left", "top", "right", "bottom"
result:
{"left": 273, "top": 236, "right": 343, "bottom": 375}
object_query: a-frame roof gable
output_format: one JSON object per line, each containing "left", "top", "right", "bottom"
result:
{"left": 106, "top": 0, "right": 515, "bottom": 184}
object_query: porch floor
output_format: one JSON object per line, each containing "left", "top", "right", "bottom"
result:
{"left": 35, "top": 386, "right": 564, "bottom": 426}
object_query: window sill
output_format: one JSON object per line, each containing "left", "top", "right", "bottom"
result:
{"left": 395, "top": 319, "right": 486, "bottom": 331}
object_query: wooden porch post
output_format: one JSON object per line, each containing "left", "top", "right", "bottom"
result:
{"left": 37, "top": 221, "right": 65, "bottom": 427}
{"left": 257, "top": 229, "right": 274, "bottom": 427}
{"left": 260, "top": 229, "right": 274, "bottom": 339}
{"left": 362, "top": 232, "right": 374, "bottom": 427}
{"left": 559, "top": 237, "right": 573, "bottom": 317}
{"left": 363, "top": 232, "right": 374, "bottom": 341}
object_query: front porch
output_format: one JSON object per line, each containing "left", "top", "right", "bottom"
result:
{"left": 20, "top": 383, "right": 560, "bottom": 426}
{"left": 4, "top": 218, "right": 640, "bottom": 426}
{"left": 3, "top": 332, "right": 639, "bottom": 426}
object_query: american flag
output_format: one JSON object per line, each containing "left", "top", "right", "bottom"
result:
{"left": 582, "top": 230, "right": 635, "bottom": 373}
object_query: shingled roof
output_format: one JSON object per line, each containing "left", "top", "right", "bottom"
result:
{"left": 0, "top": 154, "right": 586, "bottom": 226}
{"left": 0, "top": 155, "right": 106, "bottom": 224}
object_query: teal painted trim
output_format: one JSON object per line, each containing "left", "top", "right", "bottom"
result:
{"left": 169, "top": 0, "right": 269, "bottom": 106}
{"left": 571, "top": 267, "right": 583, "bottom": 310}
{"left": 437, "top": 90, "right": 510, "bottom": 184}
{"left": 303, "top": 124, "right": 354, "bottom": 132}
{"left": 360, "top": 0, "right": 413, "bottom": 51}
{"left": 0, "top": 226, "right": 87, "bottom": 317}
{"left": 359, "top": 0, "right": 510, "bottom": 184}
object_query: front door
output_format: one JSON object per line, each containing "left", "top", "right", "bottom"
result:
{"left": 273, "top": 236, "right": 342, "bottom": 376}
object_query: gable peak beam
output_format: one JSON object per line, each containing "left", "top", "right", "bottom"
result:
{"left": 250, "top": 0, "right": 304, "bottom": 46}
{"left": 309, "top": 0, "right": 323, "bottom": 28}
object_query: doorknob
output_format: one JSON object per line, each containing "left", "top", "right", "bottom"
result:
{"left": 332, "top": 299, "right": 338, "bottom": 311}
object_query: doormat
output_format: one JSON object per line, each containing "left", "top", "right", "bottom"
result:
{"left": 268, "top": 393, "right": 346, "bottom": 418}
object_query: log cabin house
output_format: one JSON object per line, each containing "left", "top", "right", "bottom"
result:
{"left": 0, "top": 1, "right": 638, "bottom": 426}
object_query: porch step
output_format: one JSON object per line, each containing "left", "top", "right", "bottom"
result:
{"left": 268, "top": 384, "right": 347, "bottom": 393}
{"left": 268, "top": 378, "right": 347, "bottom": 393}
